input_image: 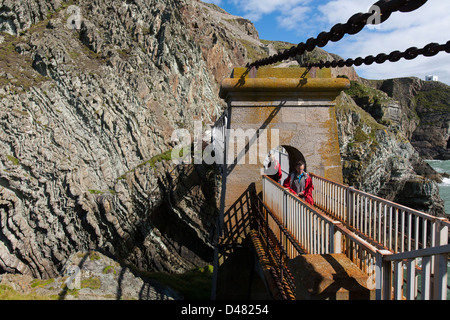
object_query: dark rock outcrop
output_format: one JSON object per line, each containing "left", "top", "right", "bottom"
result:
{"left": 0, "top": 0, "right": 257, "bottom": 279}
{"left": 0, "top": 250, "right": 183, "bottom": 300}
{"left": 365, "top": 77, "right": 450, "bottom": 160}
{"left": 336, "top": 89, "right": 445, "bottom": 218}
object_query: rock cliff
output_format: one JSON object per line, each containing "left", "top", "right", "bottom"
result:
{"left": 0, "top": 0, "right": 270, "bottom": 280}
{"left": 0, "top": 0, "right": 448, "bottom": 292}
{"left": 365, "top": 77, "right": 450, "bottom": 160}
{"left": 335, "top": 89, "right": 445, "bottom": 217}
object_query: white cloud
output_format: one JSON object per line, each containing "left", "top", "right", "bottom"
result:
{"left": 316, "top": 0, "right": 450, "bottom": 84}
{"left": 276, "top": 6, "right": 312, "bottom": 31}
{"left": 318, "top": 0, "right": 375, "bottom": 25}
{"left": 229, "top": 0, "right": 311, "bottom": 22}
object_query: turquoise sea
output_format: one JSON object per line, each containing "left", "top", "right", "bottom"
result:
{"left": 425, "top": 160, "right": 450, "bottom": 299}
{"left": 426, "top": 160, "right": 450, "bottom": 216}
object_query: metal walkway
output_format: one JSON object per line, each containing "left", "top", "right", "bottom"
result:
{"left": 250, "top": 175, "right": 450, "bottom": 300}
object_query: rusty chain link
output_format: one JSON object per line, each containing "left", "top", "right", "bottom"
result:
{"left": 247, "top": 0, "right": 429, "bottom": 68}
{"left": 301, "top": 41, "right": 450, "bottom": 69}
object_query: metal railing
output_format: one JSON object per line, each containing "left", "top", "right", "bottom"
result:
{"left": 261, "top": 175, "right": 450, "bottom": 300}
{"left": 311, "top": 173, "right": 449, "bottom": 254}
{"left": 381, "top": 243, "right": 450, "bottom": 300}
{"left": 263, "top": 175, "right": 341, "bottom": 257}
{"left": 262, "top": 175, "right": 380, "bottom": 290}
{"left": 251, "top": 191, "right": 302, "bottom": 299}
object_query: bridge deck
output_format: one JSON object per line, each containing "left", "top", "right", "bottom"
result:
{"left": 249, "top": 175, "right": 450, "bottom": 300}
{"left": 250, "top": 193, "right": 376, "bottom": 300}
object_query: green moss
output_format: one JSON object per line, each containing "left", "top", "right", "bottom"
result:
{"left": 116, "top": 48, "right": 131, "bottom": 59}
{"left": 89, "top": 251, "right": 101, "bottom": 261}
{"left": 88, "top": 189, "right": 104, "bottom": 195}
{"left": 81, "top": 277, "right": 101, "bottom": 290}
{"left": 102, "top": 265, "right": 117, "bottom": 275}
{"left": 64, "top": 287, "right": 79, "bottom": 298}
{"left": 354, "top": 127, "right": 369, "bottom": 143}
{"left": 336, "top": 90, "right": 386, "bottom": 150}
{"left": 239, "top": 39, "right": 267, "bottom": 62}
{"left": 6, "top": 155, "right": 19, "bottom": 165}
{"left": 0, "top": 33, "right": 50, "bottom": 91}
{"left": 130, "top": 148, "right": 175, "bottom": 173}
{"left": 414, "top": 88, "right": 450, "bottom": 112}
{"left": 58, "top": 0, "right": 75, "bottom": 12}
{"left": 148, "top": 149, "right": 173, "bottom": 167}
{"left": 31, "top": 278, "right": 55, "bottom": 288}
{"left": 337, "top": 94, "right": 384, "bottom": 132}
{"left": 68, "top": 51, "right": 82, "bottom": 59}
{"left": 198, "top": 265, "right": 214, "bottom": 274}
{"left": 0, "top": 284, "right": 53, "bottom": 300}
{"left": 345, "top": 80, "right": 390, "bottom": 106}
{"left": 260, "top": 40, "right": 294, "bottom": 52}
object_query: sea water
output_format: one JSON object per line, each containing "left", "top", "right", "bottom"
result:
{"left": 425, "top": 160, "right": 450, "bottom": 299}
{"left": 426, "top": 160, "right": 450, "bottom": 216}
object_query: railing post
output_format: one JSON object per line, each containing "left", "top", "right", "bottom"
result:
{"left": 375, "top": 250, "right": 393, "bottom": 300}
{"left": 346, "top": 186, "right": 354, "bottom": 226}
{"left": 422, "top": 256, "right": 432, "bottom": 300}
{"left": 433, "top": 219, "right": 449, "bottom": 300}
{"left": 330, "top": 221, "right": 342, "bottom": 254}
{"left": 393, "top": 260, "right": 403, "bottom": 300}
{"left": 262, "top": 176, "right": 266, "bottom": 204}
{"left": 406, "top": 258, "right": 416, "bottom": 300}
{"left": 283, "top": 188, "right": 287, "bottom": 228}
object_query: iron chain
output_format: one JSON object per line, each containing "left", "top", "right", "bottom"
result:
{"left": 301, "top": 41, "right": 450, "bottom": 69}
{"left": 247, "top": 0, "right": 429, "bottom": 68}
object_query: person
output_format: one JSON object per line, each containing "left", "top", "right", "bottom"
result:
{"left": 283, "top": 160, "right": 314, "bottom": 205}
{"left": 266, "top": 150, "right": 282, "bottom": 183}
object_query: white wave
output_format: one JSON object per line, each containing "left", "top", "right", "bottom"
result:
{"left": 439, "top": 178, "right": 450, "bottom": 187}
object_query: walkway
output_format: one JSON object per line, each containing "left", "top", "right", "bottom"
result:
{"left": 250, "top": 175, "right": 450, "bottom": 300}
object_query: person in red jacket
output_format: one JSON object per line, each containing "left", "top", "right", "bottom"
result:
{"left": 283, "top": 160, "right": 314, "bottom": 205}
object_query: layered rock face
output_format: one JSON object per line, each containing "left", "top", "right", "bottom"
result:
{"left": 0, "top": 0, "right": 262, "bottom": 279}
{"left": 336, "top": 84, "right": 445, "bottom": 217}
{"left": 367, "top": 77, "right": 450, "bottom": 160}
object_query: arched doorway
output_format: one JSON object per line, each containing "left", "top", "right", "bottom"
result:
{"left": 263, "top": 145, "right": 307, "bottom": 185}
{"left": 282, "top": 145, "right": 307, "bottom": 175}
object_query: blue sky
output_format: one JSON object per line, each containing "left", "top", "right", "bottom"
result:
{"left": 203, "top": 0, "right": 450, "bottom": 84}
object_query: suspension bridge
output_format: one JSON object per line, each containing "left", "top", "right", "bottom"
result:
{"left": 210, "top": 0, "right": 450, "bottom": 300}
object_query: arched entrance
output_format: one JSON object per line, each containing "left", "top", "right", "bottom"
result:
{"left": 282, "top": 145, "right": 307, "bottom": 176}
{"left": 263, "top": 145, "right": 307, "bottom": 186}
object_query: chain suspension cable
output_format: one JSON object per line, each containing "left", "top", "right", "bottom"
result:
{"left": 301, "top": 41, "right": 450, "bottom": 69}
{"left": 247, "top": 0, "right": 428, "bottom": 69}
